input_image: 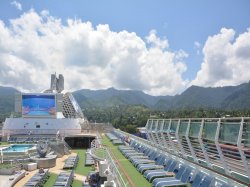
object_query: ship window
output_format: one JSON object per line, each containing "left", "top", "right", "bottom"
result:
{"left": 36, "top": 125, "right": 40, "bottom": 128}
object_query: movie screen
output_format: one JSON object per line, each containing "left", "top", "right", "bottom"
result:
{"left": 22, "top": 95, "right": 56, "bottom": 117}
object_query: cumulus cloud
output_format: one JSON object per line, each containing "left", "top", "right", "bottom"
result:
{"left": 0, "top": 9, "right": 188, "bottom": 95}
{"left": 146, "top": 30, "right": 169, "bottom": 49}
{"left": 11, "top": 1, "right": 22, "bottom": 11}
{"left": 194, "top": 41, "right": 200, "bottom": 48}
{"left": 192, "top": 28, "right": 250, "bottom": 87}
{"left": 194, "top": 41, "right": 201, "bottom": 55}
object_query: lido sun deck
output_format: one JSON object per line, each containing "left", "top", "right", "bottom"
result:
{"left": 0, "top": 74, "right": 249, "bottom": 187}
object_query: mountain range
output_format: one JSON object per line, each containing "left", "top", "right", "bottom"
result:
{"left": 0, "top": 81, "right": 250, "bottom": 114}
{"left": 73, "top": 82, "right": 250, "bottom": 110}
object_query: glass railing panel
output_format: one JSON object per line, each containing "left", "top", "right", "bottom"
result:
{"left": 219, "top": 122, "right": 240, "bottom": 144}
{"left": 170, "top": 120, "right": 178, "bottom": 133}
{"left": 151, "top": 120, "right": 157, "bottom": 131}
{"left": 145, "top": 119, "right": 152, "bottom": 130}
{"left": 163, "top": 120, "right": 170, "bottom": 132}
{"left": 189, "top": 122, "right": 201, "bottom": 138}
{"left": 178, "top": 121, "right": 188, "bottom": 136}
{"left": 243, "top": 121, "right": 250, "bottom": 147}
{"left": 157, "top": 120, "right": 163, "bottom": 131}
{"left": 203, "top": 122, "right": 218, "bottom": 141}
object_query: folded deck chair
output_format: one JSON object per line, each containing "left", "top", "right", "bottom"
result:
{"left": 153, "top": 166, "right": 194, "bottom": 187}
{"left": 138, "top": 164, "right": 164, "bottom": 174}
{"left": 147, "top": 161, "right": 178, "bottom": 182}
{"left": 133, "top": 159, "right": 155, "bottom": 166}
{"left": 144, "top": 159, "right": 176, "bottom": 178}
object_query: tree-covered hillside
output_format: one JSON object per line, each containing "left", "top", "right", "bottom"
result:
{"left": 73, "top": 82, "right": 250, "bottom": 110}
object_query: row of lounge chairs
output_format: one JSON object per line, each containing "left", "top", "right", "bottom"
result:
{"left": 53, "top": 170, "right": 74, "bottom": 187}
{"left": 23, "top": 169, "right": 49, "bottom": 187}
{"left": 63, "top": 155, "right": 79, "bottom": 169}
{"left": 8, "top": 136, "right": 56, "bottom": 143}
{"left": 106, "top": 133, "right": 118, "bottom": 141}
{"left": 112, "top": 139, "right": 124, "bottom": 145}
{"left": 106, "top": 133, "right": 124, "bottom": 145}
{"left": 113, "top": 131, "right": 233, "bottom": 187}
{"left": 85, "top": 149, "right": 95, "bottom": 166}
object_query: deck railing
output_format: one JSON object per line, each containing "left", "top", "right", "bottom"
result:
{"left": 90, "top": 139, "right": 128, "bottom": 187}
{"left": 105, "top": 149, "right": 129, "bottom": 187}
{"left": 114, "top": 117, "right": 250, "bottom": 186}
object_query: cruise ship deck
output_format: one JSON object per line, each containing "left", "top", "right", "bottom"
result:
{"left": 0, "top": 75, "right": 250, "bottom": 187}
{"left": 1, "top": 120, "right": 250, "bottom": 187}
{"left": 112, "top": 117, "right": 250, "bottom": 186}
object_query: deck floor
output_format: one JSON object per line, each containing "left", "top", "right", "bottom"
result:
{"left": 102, "top": 134, "right": 152, "bottom": 187}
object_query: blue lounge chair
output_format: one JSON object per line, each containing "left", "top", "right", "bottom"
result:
{"left": 144, "top": 158, "right": 173, "bottom": 178}
{"left": 153, "top": 166, "right": 194, "bottom": 187}
{"left": 137, "top": 164, "right": 164, "bottom": 174}
{"left": 147, "top": 160, "right": 178, "bottom": 182}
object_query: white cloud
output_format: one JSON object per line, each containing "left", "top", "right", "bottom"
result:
{"left": 191, "top": 28, "right": 250, "bottom": 87}
{"left": 194, "top": 41, "right": 200, "bottom": 48}
{"left": 146, "top": 30, "right": 169, "bottom": 49}
{"left": 0, "top": 9, "right": 188, "bottom": 95}
{"left": 11, "top": 1, "right": 22, "bottom": 11}
{"left": 194, "top": 41, "right": 201, "bottom": 55}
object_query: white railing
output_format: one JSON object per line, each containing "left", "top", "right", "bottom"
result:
{"left": 114, "top": 117, "right": 250, "bottom": 186}
{"left": 143, "top": 117, "right": 250, "bottom": 180}
{"left": 90, "top": 146, "right": 128, "bottom": 187}
{"left": 105, "top": 149, "right": 129, "bottom": 187}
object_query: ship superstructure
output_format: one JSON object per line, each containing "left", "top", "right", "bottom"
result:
{"left": 2, "top": 74, "right": 85, "bottom": 137}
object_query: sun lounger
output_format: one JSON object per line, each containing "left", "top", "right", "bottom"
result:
{"left": 23, "top": 169, "right": 49, "bottom": 187}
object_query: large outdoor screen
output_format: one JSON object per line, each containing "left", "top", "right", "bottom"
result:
{"left": 22, "top": 94, "right": 56, "bottom": 117}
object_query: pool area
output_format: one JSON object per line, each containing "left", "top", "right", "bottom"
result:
{"left": 2, "top": 144, "right": 36, "bottom": 153}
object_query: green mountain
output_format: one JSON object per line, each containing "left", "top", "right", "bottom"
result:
{"left": 221, "top": 82, "right": 250, "bottom": 109}
{"left": 1, "top": 82, "right": 250, "bottom": 114}
{"left": 73, "top": 87, "right": 172, "bottom": 108}
{"left": 73, "top": 83, "right": 250, "bottom": 110}
{"left": 168, "top": 84, "right": 244, "bottom": 109}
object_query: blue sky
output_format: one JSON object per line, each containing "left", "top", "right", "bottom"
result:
{"left": 0, "top": 0, "right": 250, "bottom": 95}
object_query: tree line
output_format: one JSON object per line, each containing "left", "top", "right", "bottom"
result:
{"left": 83, "top": 105, "right": 250, "bottom": 133}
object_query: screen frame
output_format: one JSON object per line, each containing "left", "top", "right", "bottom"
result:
{"left": 21, "top": 93, "right": 57, "bottom": 118}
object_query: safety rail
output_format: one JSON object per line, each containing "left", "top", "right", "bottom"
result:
{"left": 114, "top": 117, "right": 250, "bottom": 186}
{"left": 105, "top": 149, "right": 129, "bottom": 187}
{"left": 89, "top": 137, "right": 128, "bottom": 187}
{"left": 89, "top": 147, "right": 128, "bottom": 187}
{"left": 144, "top": 117, "right": 250, "bottom": 182}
